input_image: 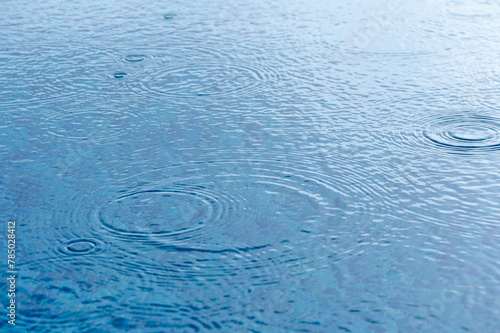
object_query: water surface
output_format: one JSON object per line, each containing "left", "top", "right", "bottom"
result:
{"left": 0, "top": 0, "right": 499, "bottom": 331}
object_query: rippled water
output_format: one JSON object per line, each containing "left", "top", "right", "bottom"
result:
{"left": 1, "top": 0, "right": 499, "bottom": 331}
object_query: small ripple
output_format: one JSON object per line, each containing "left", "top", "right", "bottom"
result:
{"left": 124, "top": 55, "right": 146, "bottom": 62}
{"left": 163, "top": 13, "right": 176, "bottom": 20}
{"left": 112, "top": 72, "right": 128, "bottom": 78}
{"left": 99, "top": 188, "right": 212, "bottom": 240}
{"left": 57, "top": 238, "right": 102, "bottom": 256}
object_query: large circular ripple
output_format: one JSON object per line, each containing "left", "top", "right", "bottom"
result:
{"left": 99, "top": 187, "right": 214, "bottom": 239}
{"left": 89, "top": 156, "right": 398, "bottom": 284}
{"left": 127, "top": 63, "right": 280, "bottom": 98}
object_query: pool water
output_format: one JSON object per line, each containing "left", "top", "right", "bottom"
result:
{"left": 1, "top": 0, "right": 499, "bottom": 331}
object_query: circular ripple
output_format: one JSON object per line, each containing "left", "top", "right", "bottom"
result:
{"left": 127, "top": 63, "right": 280, "bottom": 98}
{"left": 58, "top": 238, "right": 100, "bottom": 255}
{"left": 422, "top": 115, "right": 500, "bottom": 153}
{"left": 89, "top": 154, "right": 399, "bottom": 284}
{"left": 48, "top": 232, "right": 110, "bottom": 259}
{"left": 99, "top": 188, "right": 213, "bottom": 239}
{"left": 112, "top": 72, "right": 128, "bottom": 78}
{"left": 124, "top": 55, "right": 145, "bottom": 62}
{"left": 448, "top": 125, "right": 495, "bottom": 141}
{"left": 370, "top": 108, "right": 500, "bottom": 156}
{"left": 41, "top": 109, "right": 140, "bottom": 143}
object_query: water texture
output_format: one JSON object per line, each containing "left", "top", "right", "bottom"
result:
{"left": 0, "top": 0, "right": 499, "bottom": 332}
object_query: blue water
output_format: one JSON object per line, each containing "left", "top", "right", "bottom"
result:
{"left": 1, "top": 0, "right": 499, "bottom": 332}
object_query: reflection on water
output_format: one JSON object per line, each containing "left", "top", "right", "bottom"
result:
{"left": 1, "top": 0, "right": 499, "bottom": 331}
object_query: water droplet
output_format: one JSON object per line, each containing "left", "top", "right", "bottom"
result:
{"left": 125, "top": 55, "right": 146, "bottom": 62}
{"left": 67, "top": 239, "right": 97, "bottom": 253}
{"left": 113, "top": 72, "right": 127, "bottom": 78}
{"left": 58, "top": 238, "right": 102, "bottom": 256}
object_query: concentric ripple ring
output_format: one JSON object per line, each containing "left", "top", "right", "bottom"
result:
{"left": 422, "top": 115, "right": 500, "bottom": 153}
{"left": 127, "top": 63, "right": 280, "bottom": 98}
{"left": 87, "top": 155, "right": 401, "bottom": 283}
{"left": 98, "top": 187, "right": 214, "bottom": 240}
